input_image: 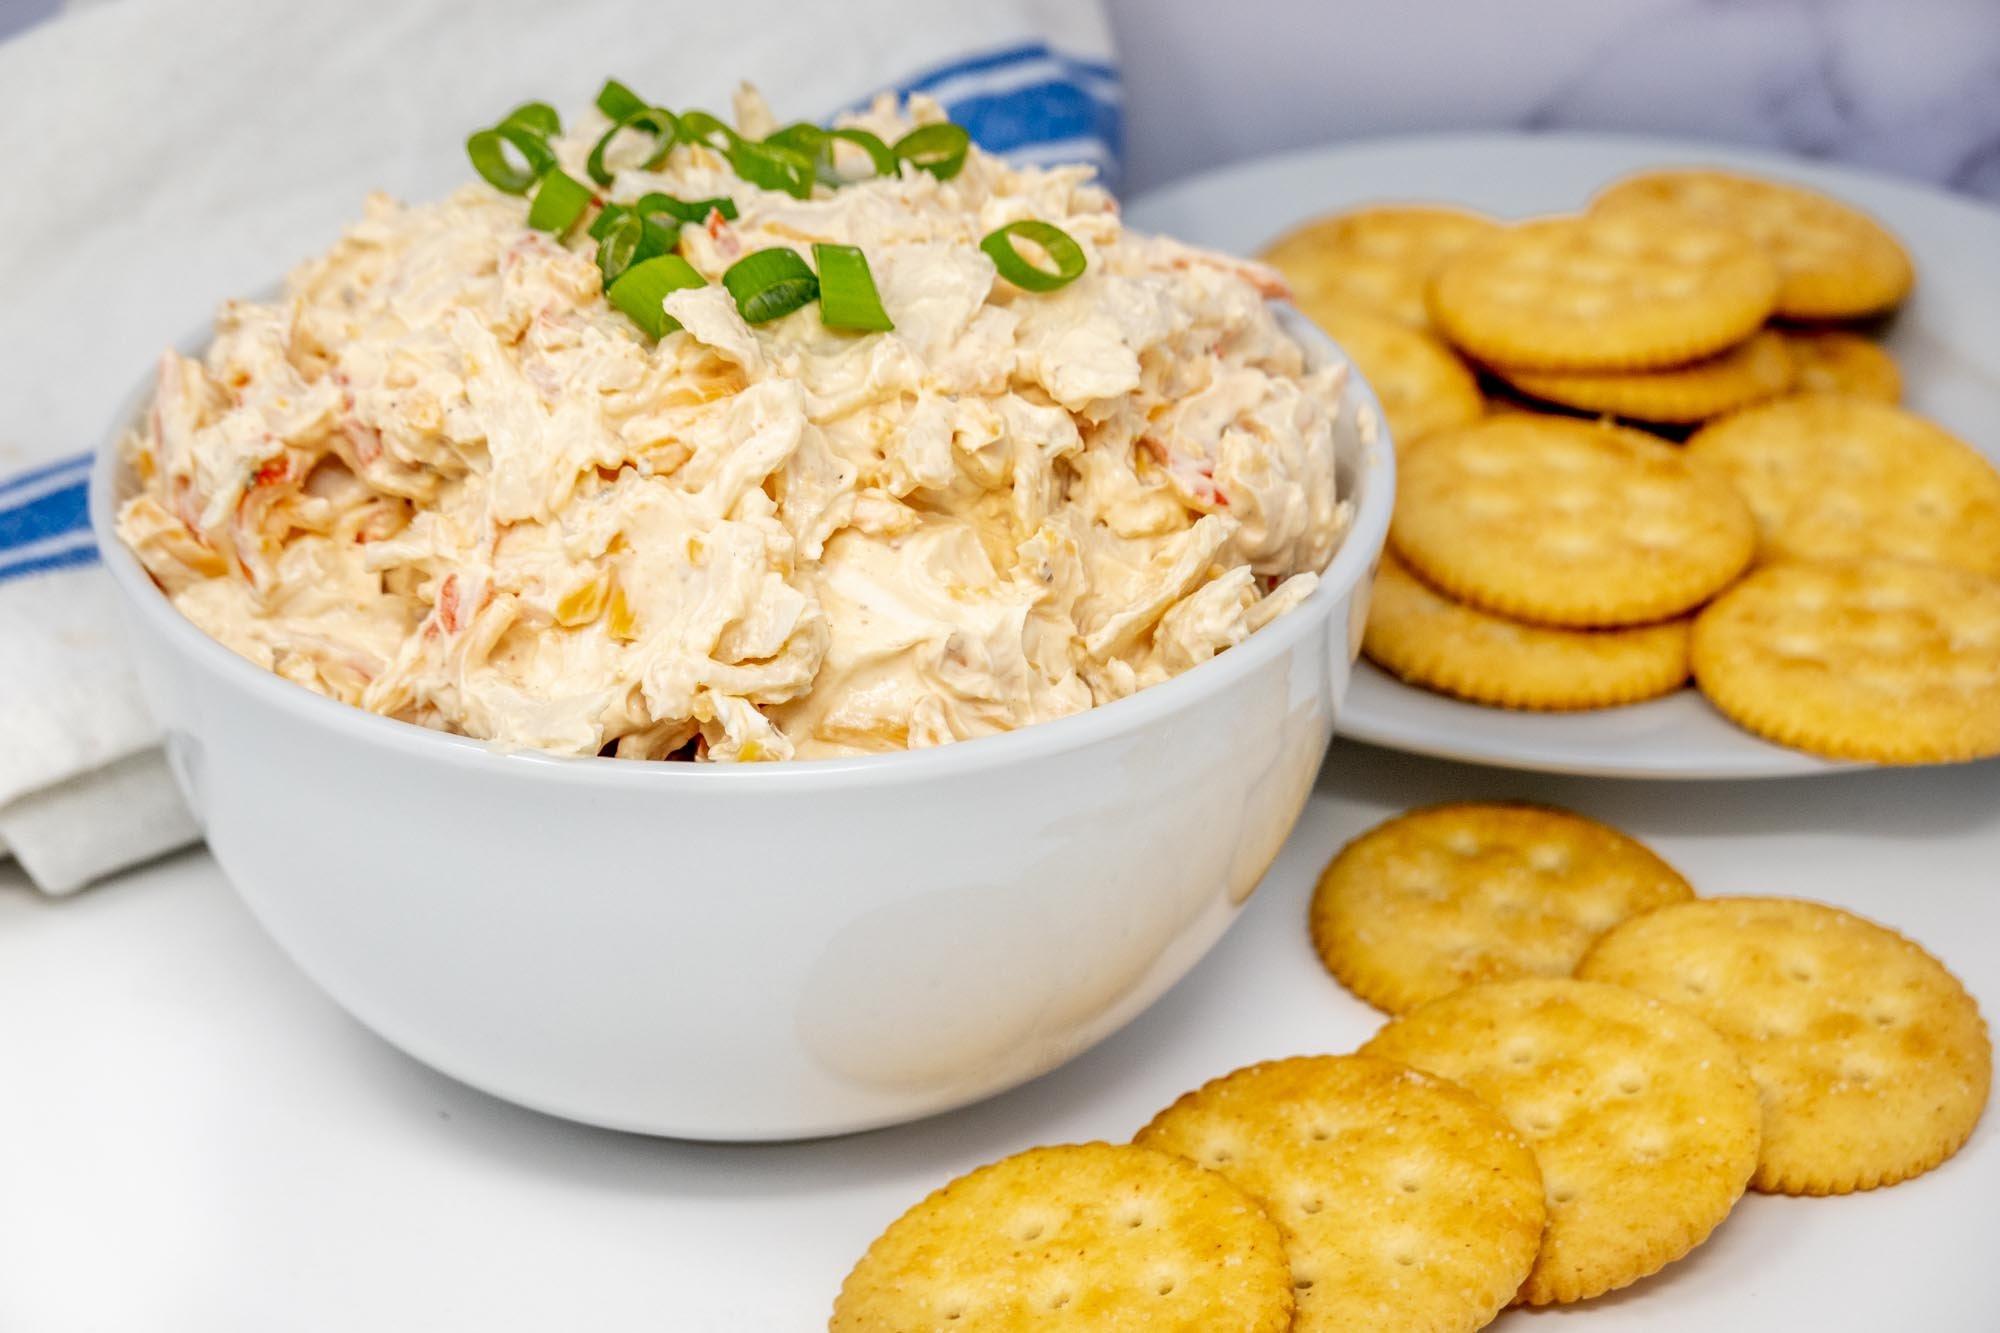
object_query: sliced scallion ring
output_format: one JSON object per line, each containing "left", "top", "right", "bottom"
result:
{"left": 634, "top": 191, "right": 738, "bottom": 225}
{"left": 467, "top": 123, "right": 558, "bottom": 195}
{"left": 728, "top": 138, "right": 816, "bottom": 200}
{"left": 595, "top": 210, "right": 647, "bottom": 286}
{"left": 769, "top": 124, "right": 897, "bottom": 184}
{"left": 675, "top": 110, "right": 738, "bottom": 154}
{"left": 722, "top": 247, "right": 819, "bottom": 323}
{"left": 587, "top": 202, "right": 628, "bottom": 241}
{"left": 979, "top": 219, "right": 1087, "bottom": 291}
{"left": 595, "top": 79, "right": 647, "bottom": 123}
{"left": 762, "top": 122, "right": 827, "bottom": 158}
{"left": 826, "top": 128, "right": 897, "bottom": 178}
{"left": 891, "top": 123, "right": 971, "bottom": 181}
{"left": 586, "top": 106, "right": 680, "bottom": 186}
{"left": 607, "top": 254, "right": 708, "bottom": 338}
{"left": 499, "top": 101, "right": 561, "bottom": 139}
{"left": 813, "top": 243, "right": 893, "bottom": 332}
{"left": 526, "top": 168, "right": 595, "bottom": 235}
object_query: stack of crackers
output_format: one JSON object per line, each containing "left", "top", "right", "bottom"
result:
{"left": 1260, "top": 170, "right": 2000, "bottom": 765}
{"left": 828, "top": 803, "right": 1992, "bottom": 1331}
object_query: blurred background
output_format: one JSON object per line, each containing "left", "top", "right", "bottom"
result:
{"left": 9, "top": 0, "right": 1999, "bottom": 200}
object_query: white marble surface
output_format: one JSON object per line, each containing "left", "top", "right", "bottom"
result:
{"left": 1108, "top": 0, "right": 2000, "bottom": 199}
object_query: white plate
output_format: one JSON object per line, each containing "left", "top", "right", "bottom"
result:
{"left": 1127, "top": 132, "right": 2000, "bottom": 780}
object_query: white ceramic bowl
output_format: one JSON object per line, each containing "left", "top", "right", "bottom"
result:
{"left": 89, "top": 310, "right": 1392, "bottom": 1140}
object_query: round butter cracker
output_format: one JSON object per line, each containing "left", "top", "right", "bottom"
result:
{"left": 1261, "top": 204, "right": 1502, "bottom": 328}
{"left": 1363, "top": 552, "right": 1692, "bottom": 709}
{"left": 1391, "top": 416, "right": 1755, "bottom": 627}
{"left": 1497, "top": 329, "right": 1795, "bottom": 424}
{"left": 1426, "top": 212, "right": 1778, "bottom": 371}
{"left": 1595, "top": 168, "right": 1913, "bottom": 320}
{"left": 1301, "top": 302, "right": 1483, "bottom": 447}
{"left": 1137, "top": 1055, "right": 1543, "bottom": 1333}
{"left": 1685, "top": 395, "right": 2000, "bottom": 578}
{"left": 1579, "top": 897, "right": 1991, "bottom": 1195}
{"left": 1312, "top": 801, "right": 1696, "bottom": 1014}
{"left": 1690, "top": 559, "right": 2000, "bottom": 764}
{"left": 1780, "top": 328, "right": 1901, "bottom": 402}
{"left": 1362, "top": 978, "right": 1762, "bottom": 1306}
{"left": 831, "top": 1142, "right": 1294, "bottom": 1332}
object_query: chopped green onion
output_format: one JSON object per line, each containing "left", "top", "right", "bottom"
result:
{"left": 813, "top": 243, "right": 893, "bottom": 332}
{"left": 586, "top": 202, "right": 627, "bottom": 241}
{"left": 728, "top": 138, "right": 816, "bottom": 199}
{"left": 607, "top": 254, "right": 707, "bottom": 338}
{"left": 892, "top": 123, "right": 971, "bottom": 181}
{"left": 595, "top": 79, "right": 647, "bottom": 123}
{"left": 499, "top": 101, "right": 561, "bottom": 139}
{"left": 767, "top": 123, "right": 897, "bottom": 184}
{"left": 980, "top": 220, "right": 1087, "bottom": 292}
{"left": 763, "top": 122, "right": 827, "bottom": 157}
{"left": 827, "top": 128, "right": 897, "bottom": 177}
{"left": 676, "top": 110, "right": 738, "bottom": 154}
{"left": 634, "top": 191, "right": 738, "bottom": 224}
{"left": 595, "top": 210, "right": 648, "bottom": 285}
{"left": 722, "top": 247, "right": 819, "bottom": 323}
{"left": 586, "top": 106, "right": 679, "bottom": 186}
{"left": 527, "top": 168, "right": 595, "bottom": 235}
{"left": 467, "top": 123, "right": 557, "bottom": 195}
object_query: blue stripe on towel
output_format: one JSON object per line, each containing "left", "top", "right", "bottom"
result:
{"left": 866, "top": 40, "right": 1125, "bottom": 189}
{"left": 0, "top": 458, "right": 99, "bottom": 584}
{"left": 0, "top": 450, "right": 90, "bottom": 500}
{"left": 0, "top": 535, "right": 99, "bottom": 584}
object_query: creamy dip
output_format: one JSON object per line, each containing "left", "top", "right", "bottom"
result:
{"left": 117, "top": 90, "right": 1349, "bottom": 761}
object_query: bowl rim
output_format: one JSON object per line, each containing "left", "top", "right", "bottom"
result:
{"left": 89, "top": 306, "right": 1395, "bottom": 791}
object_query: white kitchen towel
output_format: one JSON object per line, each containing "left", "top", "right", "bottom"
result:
{"left": 0, "top": 0, "right": 1121, "bottom": 894}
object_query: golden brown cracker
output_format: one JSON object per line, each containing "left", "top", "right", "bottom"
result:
{"left": 1780, "top": 328, "right": 1901, "bottom": 402}
{"left": 1497, "top": 329, "right": 1795, "bottom": 424}
{"left": 1301, "top": 302, "right": 1484, "bottom": 447}
{"left": 1390, "top": 416, "right": 1755, "bottom": 627}
{"left": 1136, "top": 1055, "right": 1544, "bottom": 1332}
{"left": 1595, "top": 168, "right": 1913, "bottom": 320}
{"left": 1311, "top": 802, "right": 1696, "bottom": 1015}
{"left": 1261, "top": 204, "right": 1503, "bottom": 328}
{"left": 1361, "top": 978, "right": 1761, "bottom": 1306}
{"left": 1685, "top": 395, "right": 2000, "bottom": 577}
{"left": 1690, "top": 558, "right": 2000, "bottom": 763}
{"left": 830, "top": 1142, "right": 1294, "bottom": 1332}
{"left": 1578, "top": 897, "right": 1991, "bottom": 1195}
{"left": 1426, "top": 213, "right": 1779, "bottom": 371}
{"left": 1363, "top": 553, "right": 1692, "bottom": 709}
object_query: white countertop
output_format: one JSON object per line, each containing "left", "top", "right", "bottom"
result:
{"left": 6, "top": 743, "right": 1996, "bottom": 1331}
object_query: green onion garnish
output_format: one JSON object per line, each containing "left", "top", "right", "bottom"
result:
{"left": 813, "top": 243, "right": 893, "bottom": 332}
{"left": 595, "top": 79, "right": 647, "bottom": 123}
{"left": 980, "top": 220, "right": 1086, "bottom": 292}
{"left": 763, "top": 122, "right": 827, "bottom": 158}
{"left": 827, "top": 128, "right": 897, "bottom": 178}
{"left": 607, "top": 254, "right": 708, "bottom": 338}
{"left": 723, "top": 247, "right": 819, "bottom": 323}
{"left": 526, "top": 168, "right": 595, "bottom": 234}
{"left": 766, "top": 124, "right": 897, "bottom": 184}
{"left": 586, "top": 106, "right": 680, "bottom": 186}
{"left": 467, "top": 123, "right": 558, "bottom": 195}
{"left": 727, "top": 138, "right": 816, "bottom": 200}
{"left": 675, "top": 110, "right": 738, "bottom": 154}
{"left": 499, "top": 102, "right": 561, "bottom": 139}
{"left": 634, "top": 191, "right": 738, "bottom": 225}
{"left": 892, "top": 123, "right": 971, "bottom": 181}
{"left": 595, "top": 210, "right": 647, "bottom": 286}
